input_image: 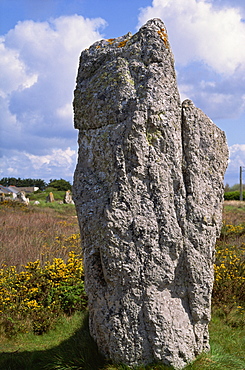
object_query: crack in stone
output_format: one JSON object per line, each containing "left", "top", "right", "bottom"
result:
{"left": 73, "top": 18, "right": 229, "bottom": 369}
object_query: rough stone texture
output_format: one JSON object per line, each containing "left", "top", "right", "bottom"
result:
{"left": 64, "top": 190, "right": 75, "bottom": 204}
{"left": 46, "top": 192, "right": 55, "bottom": 203}
{"left": 16, "top": 191, "right": 29, "bottom": 205}
{"left": 73, "top": 18, "right": 229, "bottom": 369}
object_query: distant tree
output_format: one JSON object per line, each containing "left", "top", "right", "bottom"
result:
{"left": 47, "top": 179, "right": 72, "bottom": 191}
{"left": 0, "top": 177, "right": 9, "bottom": 186}
{"left": 31, "top": 179, "right": 47, "bottom": 190}
{"left": 224, "top": 183, "right": 230, "bottom": 193}
{"left": 0, "top": 177, "right": 18, "bottom": 186}
{"left": 230, "top": 183, "right": 245, "bottom": 191}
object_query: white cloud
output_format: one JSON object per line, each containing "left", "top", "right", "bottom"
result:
{"left": 178, "top": 83, "right": 194, "bottom": 103}
{"left": 26, "top": 147, "right": 76, "bottom": 170}
{"left": 224, "top": 144, "right": 245, "bottom": 185}
{"left": 3, "top": 15, "right": 106, "bottom": 131}
{"left": 0, "top": 147, "right": 77, "bottom": 182}
{"left": 1, "top": 6, "right": 244, "bottom": 186}
{"left": 139, "top": 1, "right": 245, "bottom": 185}
{"left": 138, "top": 1, "right": 245, "bottom": 121}
{"left": 0, "top": 15, "right": 106, "bottom": 180}
{"left": 138, "top": 0, "right": 245, "bottom": 76}
{"left": 56, "top": 103, "right": 73, "bottom": 119}
{"left": 0, "top": 37, "right": 38, "bottom": 98}
{"left": 228, "top": 144, "right": 245, "bottom": 167}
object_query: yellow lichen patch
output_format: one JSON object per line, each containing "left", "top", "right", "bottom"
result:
{"left": 96, "top": 45, "right": 101, "bottom": 49}
{"left": 107, "top": 38, "right": 115, "bottom": 44}
{"left": 117, "top": 39, "right": 128, "bottom": 48}
{"left": 157, "top": 28, "right": 169, "bottom": 49}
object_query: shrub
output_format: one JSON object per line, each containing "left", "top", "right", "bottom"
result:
{"left": 212, "top": 242, "right": 245, "bottom": 324}
{"left": 224, "top": 191, "right": 245, "bottom": 200}
{"left": 0, "top": 252, "right": 87, "bottom": 337}
{"left": 220, "top": 223, "right": 245, "bottom": 239}
{"left": 47, "top": 179, "right": 72, "bottom": 191}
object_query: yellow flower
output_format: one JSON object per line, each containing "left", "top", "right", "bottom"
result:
{"left": 26, "top": 299, "right": 40, "bottom": 309}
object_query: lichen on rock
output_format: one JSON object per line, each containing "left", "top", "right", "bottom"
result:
{"left": 73, "top": 18, "right": 228, "bottom": 369}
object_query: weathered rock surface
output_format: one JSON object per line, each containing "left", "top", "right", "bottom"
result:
{"left": 16, "top": 191, "right": 29, "bottom": 205}
{"left": 73, "top": 18, "right": 229, "bottom": 369}
{"left": 46, "top": 192, "right": 54, "bottom": 203}
{"left": 64, "top": 190, "right": 75, "bottom": 204}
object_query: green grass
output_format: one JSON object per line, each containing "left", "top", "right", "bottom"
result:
{"left": 0, "top": 201, "right": 244, "bottom": 370}
{"left": 0, "top": 311, "right": 244, "bottom": 370}
{"left": 28, "top": 188, "right": 64, "bottom": 200}
{"left": 207, "top": 313, "right": 245, "bottom": 370}
{"left": 0, "top": 312, "right": 84, "bottom": 353}
{"left": 30, "top": 199, "right": 76, "bottom": 213}
{"left": 0, "top": 311, "right": 106, "bottom": 370}
{"left": 27, "top": 187, "right": 76, "bottom": 213}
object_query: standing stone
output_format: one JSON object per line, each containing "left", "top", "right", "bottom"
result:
{"left": 73, "top": 18, "right": 228, "bottom": 369}
{"left": 64, "top": 190, "right": 75, "bottom": 204}
{"left": 46, "top": 192, "right": 55, "bottom": 203}
{"left": 16, "top": 191, "right": 29, "bottom": 205}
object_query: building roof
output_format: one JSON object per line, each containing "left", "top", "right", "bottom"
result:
{"left": 0, "top": 185, "right": 20, "bottom": 194}
{"left": 11, "top": 186, "right": 39, "bottom": 193}
{"left": 8, "top": 186, "right": 21, "bottom": 193}
{"left": 0, "top": 185, "right": 39, "bottom": 195}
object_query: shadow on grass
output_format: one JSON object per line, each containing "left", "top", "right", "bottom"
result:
{"left": 1, "top": 311, "right": 245, "bottom": 370}
{"left": 0, "top": 315, "right": 176, "bottom": 370}
{"left": 0, "top": 313, "right": 107, "bottom": 370}
{"left": 0, "top": 311, "right": 177, "bottom": 370}
{"left": 0, "top": 313, "right": 176, "bottom": 370}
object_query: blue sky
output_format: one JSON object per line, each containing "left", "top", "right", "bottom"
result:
{"left": 0, "top": 0, "right": 245, "bottom": 185}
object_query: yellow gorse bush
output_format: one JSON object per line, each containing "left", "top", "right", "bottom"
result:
{"left": 221, "top": 222, "right": 245, "bottom": 237}
{"left": 214, "top": 246, "right": 245, "bottom": 282}
{"left": 40, "top": 233, "right": 81, "bottom": 264}
{"left": 0, "top": 252, "right": 87, "bottom": 336}
{"left": 213, "top": 243, "right": 245, "bottom": 312}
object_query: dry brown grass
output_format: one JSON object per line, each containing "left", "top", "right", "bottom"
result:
{"left": 1, "top": 200, "right": 244, "bottom": 271}
{"left": 223, "top": 200, "right": 245, "bottom": 225}
{"left": 0, "top": 202, "right": 80, "bottom": 271}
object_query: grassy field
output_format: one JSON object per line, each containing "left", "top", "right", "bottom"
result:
{"left": 0, "top": 200, "right": 79, "bottom": 268}
{"left": 0, "top": 200, "right": 244, "bottom": 369}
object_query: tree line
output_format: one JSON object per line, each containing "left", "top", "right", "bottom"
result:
{"left": 0, "top": 178, "right": 71, "bottom": 191}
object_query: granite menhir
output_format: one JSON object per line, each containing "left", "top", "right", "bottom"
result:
{"left": 73, "top": 18, "right": 228, "bottom": 369}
